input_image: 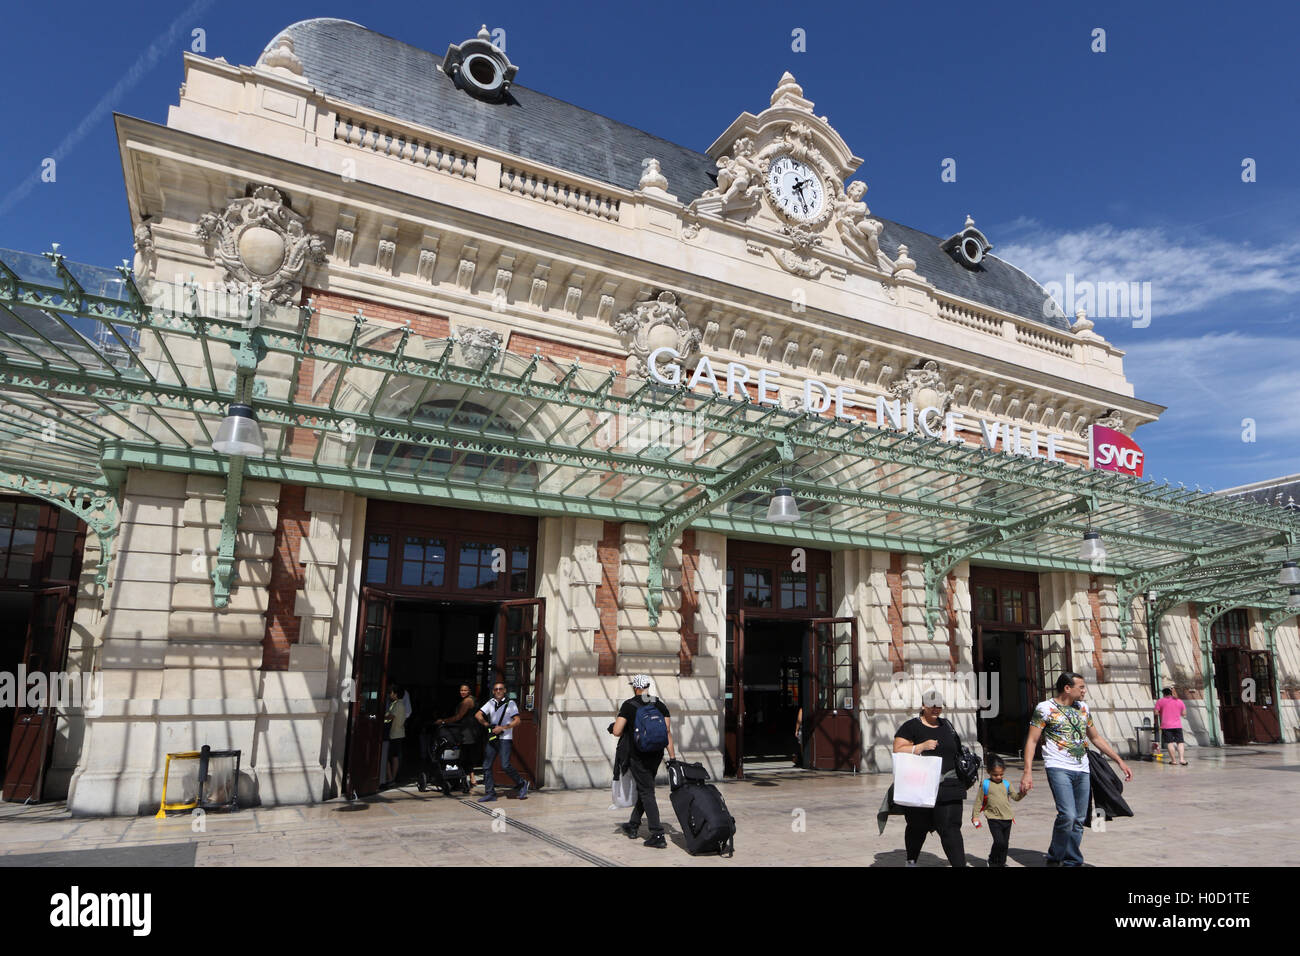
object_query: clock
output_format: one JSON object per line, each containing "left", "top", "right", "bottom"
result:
{"left": 766, "top": 154, "right": 826, "bottom": 224}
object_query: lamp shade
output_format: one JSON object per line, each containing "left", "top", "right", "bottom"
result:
{"left": 1278, "top": 561, "right": 1300, "bottom": 586}
{"left": 1078, "top": 530, "right": 1106, "bottom": 562}
{"left": 212, "top": 403, "right": 265, "bottom": 456}
{"left": 1288, "top": 589, "right": 1300, "bottom": 610}
{"left": 766, "top": 486, "right": 800, "bottom": 523}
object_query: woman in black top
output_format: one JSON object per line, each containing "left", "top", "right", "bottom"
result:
{"left": 892, "top": 692, "right": 966, "bottom": 867}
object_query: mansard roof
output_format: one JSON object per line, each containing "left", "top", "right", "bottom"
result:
{"left": 272, "top": 18, "right": 1068, "bottom": 331}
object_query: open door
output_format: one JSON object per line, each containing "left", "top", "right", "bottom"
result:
{"left": 3, "top": 585, "right": 75, "bottom": 802}
{"left": 1023, "top": 629, "right": 1072, "bottom": 707}
{"left": 495, "top": 598, "right": 544, "bottom": 787}
{"left": 1247, "top": 650, "right": 1281, "bottom": 743}
{"left": 724, "top": 611, "right": 744, "bottom": 777}
{"left": 809, "top": 616, "right": 859, "bottom": 771}
{"left": 1214, "top": 646, "right": 1255, "bottom": 745}
{"left": 344, "top": 587, "right": 394, "bottom": 798}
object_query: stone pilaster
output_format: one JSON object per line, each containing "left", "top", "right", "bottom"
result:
{"left": 689, "top": 531, "right": 724, "bottom": 679}
{"left": 616, "top": 523, "right": 681, "bottom": 675}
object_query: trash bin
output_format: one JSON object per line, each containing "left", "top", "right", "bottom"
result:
{"left": 1133, "top": 725, "right": 1156, "bottom": 761}
{"left": 197, "top": 745, "right": 241, "bottom": 811}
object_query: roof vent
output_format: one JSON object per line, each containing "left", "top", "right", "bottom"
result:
{"left": 942, "top": 214, "right": 993, "bottom": 270}
{"left": 443, "top": 25, "right": 517, "bottom": 102}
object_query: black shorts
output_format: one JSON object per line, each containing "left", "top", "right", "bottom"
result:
{"left": 1161, "top": 728, "right": 1184, "bottom": 745}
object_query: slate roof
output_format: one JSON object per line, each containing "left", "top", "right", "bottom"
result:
{"left": 275, "top": 18, "right": 1068, "bottom": 330}
{"left": 1219, "top": 476, "right": 1300, "bottom": 511}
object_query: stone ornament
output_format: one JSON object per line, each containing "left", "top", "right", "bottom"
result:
{"left": 833, "top": 181, "right": 889, "bottom": 269}
{"left": 638, "top": 157, "right": 669, "bottom": 192}
{"left": 613, "top": 291, "right": 702, "bottom": 378}
{"left": 457, "top": 326, "right": 503, "bottom": 368}
{"left": 888, "top": 360, "right": 963, "bottom": 413}
{"left": 1094, "top": 410, "right": 1127, "bottom": 432}
{"left": 194, "top": 184, "right": 327, "bottom": 304}
{"left": 132, "top": 219, "right": 156, "bottom": 282}
{"left": 699, "top": 137, "right": 764, "bottom": 215}
{"left": 258, "top": 34, "right": 304, "bottom": 76}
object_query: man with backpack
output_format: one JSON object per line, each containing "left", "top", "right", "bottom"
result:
{"left": 609, "top": 674, "right": 675, "bottom": 848}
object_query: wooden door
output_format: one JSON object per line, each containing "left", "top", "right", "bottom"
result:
{"left": 724, "top": 611, "right": 744, "bottom": 777}
{"left": 344, "top": 588, "right": 394, "bottom": 797}
{"left": 1213, "top": 647, "right": 1251, "bottom": 746}
{"left": 809, "top": 617, "right": 859, "bottom": 771}
{"left": 1023, "top": 629, "right": 1072, "bottom": 706}
{"left": 494, "top": 598, "right": 544, "bottom": 786}
{"left": 3, "top": 586, "right": 74, "bottom": 802}
{"left": 1246, "top": 650, "right": 1281, "bottom": 743}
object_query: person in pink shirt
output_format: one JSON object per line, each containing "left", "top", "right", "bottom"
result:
{"left": 1154, "top": 687, "right": 1188, "bottom": 765}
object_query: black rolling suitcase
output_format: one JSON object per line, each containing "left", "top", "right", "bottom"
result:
{"left": 666, "top": 759, "right": 736, "bottom": 856}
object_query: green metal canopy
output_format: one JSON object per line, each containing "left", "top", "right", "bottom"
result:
{"left": 1, "top": 247, "right": 1297, "bottom": 638}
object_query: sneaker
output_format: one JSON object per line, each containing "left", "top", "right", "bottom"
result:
{"left": 517, "top": 781, "right": 529, "bottom": 800}
{"left": 620, "top": 822, "right": 640, "bottom": 839}
{"left": 905, "top": 860, "right": 917, "bottom": 867}
{"left": 477, "top": 794, "right": 497, "bottom": 803}
{"left": 643, "top": 833, "right": 667, "bottom": 849}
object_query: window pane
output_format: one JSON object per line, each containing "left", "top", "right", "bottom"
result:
{"left": 815, "top": 571, "right": 829, "bottom": 612}
{"left": 742, "top": 568, "right": 771, "bottom": 608}
{"left": 365, "top": 534, "right": 390, "bottom": 585}
{"left": 780, "top": 570, "right": 807, "bottom": 609}
{"left": 510, "top": 545, "right": 530, "bottom": 593}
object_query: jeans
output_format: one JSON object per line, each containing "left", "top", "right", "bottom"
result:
{"left": 1045, "top": 767, "right": 1091, "bottom": 866}
{"left": 627, "top": 752, "right": 664, "bottom": 835}
{"left": 986, "top": 819, "right": 1012, "bottom": 867}
{"left": 482, "top": 738, "right": 525, "bottom": 796}
{"left": 902, "top": 801, "right": 966, "bottom": 866}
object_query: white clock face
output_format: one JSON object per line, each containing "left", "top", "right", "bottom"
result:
{"left": 767, "top": 154, "right": 825, "bottom": 222}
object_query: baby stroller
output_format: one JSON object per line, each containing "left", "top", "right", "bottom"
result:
{"left": 418, "top": 723, "right": 472, "bottom": 796}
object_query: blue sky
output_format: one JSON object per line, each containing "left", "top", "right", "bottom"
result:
{"left": 1, "top": 0, "right": 1296, "bottom": 490}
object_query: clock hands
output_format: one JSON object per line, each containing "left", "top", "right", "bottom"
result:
{"left": 791, "top": 177, "right": 816, "bottom": 215}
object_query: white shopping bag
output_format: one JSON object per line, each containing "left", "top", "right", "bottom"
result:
{"left": 891, "top": 751, "right": 942, "bottom": 808}
{"left": 609, "top": 771, "right": 636, "bottom": 809}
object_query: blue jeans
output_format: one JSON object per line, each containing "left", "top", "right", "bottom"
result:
{"left": 483, "top": 738, "right": 525, "bottom": 796}
{"left": 1045, "top": 767, "right": 1091, "bottom": 866}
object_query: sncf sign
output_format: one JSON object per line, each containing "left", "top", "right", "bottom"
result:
{"left": 1089, "top": 425, "right": 1144, "bottom": 478}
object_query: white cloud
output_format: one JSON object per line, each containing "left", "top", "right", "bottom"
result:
{"left": 1124, "top": 331, "right": 1300, "bottom": 485}
{"left": 996, "top": 221, "right": 1300, "bottom": 321}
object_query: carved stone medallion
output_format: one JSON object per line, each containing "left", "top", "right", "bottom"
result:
{"left": 613, "top": 291, "right": 702, "bottom": 377}
{"left": 194, "top": 184, "right": 327, "bottom": 304}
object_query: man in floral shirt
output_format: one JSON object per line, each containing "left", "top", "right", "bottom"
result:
{"left": 1021, "top": 672, "right": 1131, "bottom": 866}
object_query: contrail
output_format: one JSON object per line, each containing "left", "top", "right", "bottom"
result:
{"left": 0, "top": 0, "right": 218, "bottom": 220}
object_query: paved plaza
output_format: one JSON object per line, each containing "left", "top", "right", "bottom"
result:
{"left": 1, "top": 744, "right": 1296, "bottom": 867}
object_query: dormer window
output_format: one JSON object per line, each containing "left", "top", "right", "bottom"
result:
{"left": 443, "top": 25, "right": 517, "bottom": 102}
{"left": 942, "top": 215, "right": 993, "bottom": 270}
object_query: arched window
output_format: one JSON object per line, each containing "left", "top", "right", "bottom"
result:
{"left": 371, "top": 399, "right": 539, "bottom": 489}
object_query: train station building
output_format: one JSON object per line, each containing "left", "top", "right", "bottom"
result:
{"left": 0, "top": 19, "right": 1296, "bottom": 813}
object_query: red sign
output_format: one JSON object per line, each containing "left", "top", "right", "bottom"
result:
{"left": 1089, "top": 425, "right": 1144, "bottom": 477}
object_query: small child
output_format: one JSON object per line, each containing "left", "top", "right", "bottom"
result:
{"left": 971, "top": 754, "right": 1025, "bottom": 867}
